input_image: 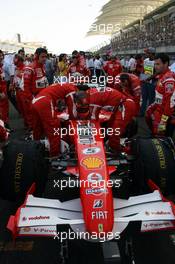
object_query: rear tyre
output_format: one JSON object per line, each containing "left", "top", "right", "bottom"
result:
{"left": 131, "top": 137, "right": 175, "bottom": 196}
{"left": 0, "top": 140, "right": 48, "bottom": 202}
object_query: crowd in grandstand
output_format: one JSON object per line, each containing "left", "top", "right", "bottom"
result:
{"left": 111, "top": 11, "right": 175, "bottom": 51}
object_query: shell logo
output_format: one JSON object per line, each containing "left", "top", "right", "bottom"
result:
{"left": 81, "top": 157, "right": 104, "bottom": 169}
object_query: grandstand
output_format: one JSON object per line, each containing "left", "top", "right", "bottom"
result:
{"left": 0, "top": 38, "right": 44, "bottom": 54}
{"left": 96, "top": 0, "right": 175, "bottom": 56}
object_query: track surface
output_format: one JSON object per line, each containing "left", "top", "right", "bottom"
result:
{"left": 0, "top": 104, "right": 175, "bottom": 264}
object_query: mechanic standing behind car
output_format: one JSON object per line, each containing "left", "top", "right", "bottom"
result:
{"left": 72, "top": 50, "right": 86, "bottom": 67}
{"left": 103, "top": 55, "right": 122, "bottom": 88}
{"left": 146, "top": 53, "right": 175, "bottom": 136}
{"left": 22, "top": 48, "right": 49, "bottom": 130}
{"left": 67, "top": 56, "right": 90, "bottom": 77}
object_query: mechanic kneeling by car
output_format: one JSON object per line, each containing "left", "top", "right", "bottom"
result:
{"left": 31, "top": 83, "right": 137, "bottom": 157}
{"left": 31, "top": 83, "right": 76, "bottom": 157}
{"left": 72, "top": 86, "right": 137, "bottom": 153}
{"left": 114, "top": 73, "right": 141, "bottom": 115}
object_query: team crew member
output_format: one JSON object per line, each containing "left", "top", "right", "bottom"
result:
{"left": 146, "top": 54, "right": 175, "bottom": 135}
{"left": 31, "top": 83, "right": 76, "bottom": 157}
{"left": 22, "top": 48, "right": 49, "bottom": 129}
{"left": 72, "top": 87, "right": 137, "bottom": 152}
{"left": 0, "top": 50, "right": 9, "bottom": 126}
{"left": 67, "top": 56, "right": 90, "bottom": 77}
{"left": 115, "top": 73, "right": 141, "bottom": 113}
{"left": 103, "top": 55, "right": 122, "bottom": 88}
{"left": 72, "top": 50, "right": 86, "bottom": 67}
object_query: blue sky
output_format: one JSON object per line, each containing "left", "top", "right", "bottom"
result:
{"left": 0, "top": 0, "right": 109, "bottom": 53}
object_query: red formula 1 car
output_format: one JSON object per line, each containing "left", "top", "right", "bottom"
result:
{"left": 1, "top": 116, "right": 175, "bottom": 262}
{"left": 0, "top": 90, "right": 175, "bottom": 263}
